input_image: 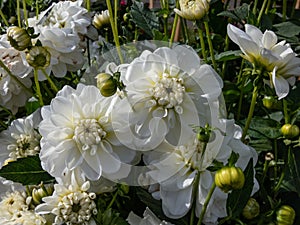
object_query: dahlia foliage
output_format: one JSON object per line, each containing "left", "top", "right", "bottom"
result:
{"left": 0, "top": 1, "right": 299, "bottom": 225}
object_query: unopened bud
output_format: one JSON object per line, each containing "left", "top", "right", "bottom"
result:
{"left": 32, "top": 185, "right": 54, "bottom": 205}
{"left": 93, "top": 10, "right": 110, "bottom": 29}
{"left": 215, "top": 166, "right": 245, "bottom": 193}
{"left": 7, "top": 26, "right": 32, "bottom": 51}
{"left": 26, "top": 46, "right": 51, "bottom": 69}
{"left": 242, "top": 198, "right": 260, "bottom": 220}
{"left": 96, "top": 73, "right": 117, "bottom": 97}
{"left": 174, "top": 0, "right": 210, "bottom": 21}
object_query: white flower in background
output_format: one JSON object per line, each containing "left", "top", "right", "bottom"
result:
{"left": 127, "top": 207, "right": 174, "bottom": 225}
{"left": 143, "top": 119, "right": 258, "bottom": 224}
{"left": 0, "top": 190, "right": 28, "bottom": 221}
{"left": 93, "top": 10, "right": 110, "bottom": 30}
{"left": 0, "top": 109, "right": 42, "bottom": 167}
{"left": 227, "top": 24, "right": 300, "bottom": 99}
{"left": 39, "top": 83, "right": 136, "bottom": 181}
{"left": 112, "top": 45, "right": 223, "bottom": 151}
{"left": 174, "top": 0, "right": 210, "bottom": 21}
{"left": 28, "top": 0, "right": 91, "bottom": 80}
{"left": 0, "top": 34, "right": 32, "bottom": 113}
{"left": 35, "top": 169, "right": 97, "bottom": 225}
{"left": 7, "top": 210, "right": 46, "bottom": 225}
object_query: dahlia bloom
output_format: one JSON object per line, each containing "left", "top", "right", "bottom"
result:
{"left": 112, "top": 45, "right": 223, "bottom": 151}
{"left": 0, "top": 35, "right": 32, "bottom": 113}
{"left": 28, "top": 0, "right": 91, "bottom": 80}
{"left": 174, "top": 0, "right": 210, "bottom": 21}
{"left": 227, "top": 24, "right": 300, "bottom": 99}
{"left": 39, "top": 83, "right": 136, "bottom": 181}
{"left": 0, "top": 109, "right": 42, "bottom": 167}
{"left": 143, "top": 119, "right": 258, "bottom": 224}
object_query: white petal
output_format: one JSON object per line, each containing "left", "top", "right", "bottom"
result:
{"left": 272, "top": 67, "right": 290, "bottom": 99}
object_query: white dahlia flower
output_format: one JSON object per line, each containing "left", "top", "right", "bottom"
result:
{"left": 143, "top": 119, "right": 258, "bottom": 224}
{"left": 112, "top": 45, "right": 223, "bottom": 151}
{"left": 127, "top": 207, "right": 174, "bottom": 225}
{"left": 39, "top": 83, "right": 136, "bottom": 181}
{"left": 0, "top": 34, "right": 32, "bottom": 113}
{"left": 227, "top": 24, "right": 300, "bottom": 99}
{"left": 0, "top": 109, "right": 42, "bottom": 167}
{"left": 28, "top": 0, "right": 91, "bottom": 80}
{"left": 35, "top": 169, "right": 97, "bottom": 225}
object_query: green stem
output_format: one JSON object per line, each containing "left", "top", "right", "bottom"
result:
{"left": 196, "top": 23, "right": 207, "bottom": 62}
{"left": 190, "top": 171, "right": 201, "bottom": 225}
{"left": 0, "top": 9, "right": 9, "bottom": 26}
{"left": 36, "top": 0, "right": 39, "bottom": 19}
{"left": 86, "top": 0, "right": 90, "bottom": 12}
{"left": 197, "top": 182, "right": 216, "bottom": 225}
{"left": 106, "top": 0, "right": 124, "bottom": 64}
{"left": 241, "top": 85, "right": 258, "bottom": 142}
{"left": 290, "top": 0, "right": 297, "bottom": 18}
{"left": 0, "top": 59, "right": 32, "bottom": 95}
{"left": 274, "top": 139, "right": 278, "bottom": 182}
{"left": 106, "top": 191, "right": 118, "bottom": 210}
{"left": 204, "top": 20, "right": 217, "bottom": 71}
{"left": 169, "top": 10, "right": 179, "bottom": 47}
{"left": 283, "top": 99, "right": 289, "bottom": 124}
{"left": 273, "top": 147, "right": 289, "bottom": 194}
{"left": 282, "top": 0, "right": 287, "bottom": 21}
{"left": 17, "top": 0, "right": 21, "bottom": 27}
{"left": 253, "top": 0, "right": 259, "bottom": 15}
{"left": 22, "top": 0, "right": 28, "bottom": 27}
{"left": 41, "top": 69, "right": 59, "bottom": 93}
{"left": 34, "top": 69, "right": 43, "bottom": 106}
{"left": 221, "top": 34, "right": 229, "bottom": 78}
{"left": 265, "top": 0, "right": 272, "bottom": 14}
{"left": 181, "top": 18, "right": 189, "bottom": 44}
{"left": 257, "top": 0, "right": 268, "bottom": 26}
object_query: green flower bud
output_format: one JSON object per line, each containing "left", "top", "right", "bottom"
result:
{"left": 281, "top": 124, "right": 300, "bottom": 139}
{"left": 242, "top": 198, "right": 260, "bottom": 220}
{"left": 276, "top": 205, "right": 295, "bottom": 225}
{"left": 26, "top": 46, "right": 51, "bottom": 69}
{"left": 96, "top": 73, "right": 117, "bottom": 97}
{"left": 32, "top": 185, "right": 54, "bottom": 205}
{"left": 215, "top": 166, "right": 245, "bottom": 193}
{"left": 7, "top": 26, "right": 32, "bottom": 51}
{"left": 93, "top": 10, "right": 110, "bottom": 29}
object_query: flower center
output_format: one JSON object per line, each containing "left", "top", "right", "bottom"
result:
{"left": 73, "top": 119, "right": 106, "bottom": 152}
{"left": 150, "top": 72, "right": 185, "bottom": 109}
{"left": 8, "top": 132, "right": 41, "bottom": 161}
{"left": 54, "top": 192, "right": 97, "bottom": 225}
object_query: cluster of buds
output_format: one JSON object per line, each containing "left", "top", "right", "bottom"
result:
{"left": 31, "top": 184, "right": 54, "bottom": 205}
{"left": 96, "top": 71, "right": 125, "bottom": 97}
{"left": 7, "top": 26, "right": 51, "bottom": 70}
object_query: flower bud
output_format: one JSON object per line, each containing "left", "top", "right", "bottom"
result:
{"left": 242, "top": 198, "right": 260, "bottom": 220}
{"left": 7, "top": 26, "right": 32, "bottom": 51}
{"left": 276, "top": 205, "right": 295, "bottom": 225}
{"left": 26, "top": 46, "right": 51, "bottom": 69}
{"left": 215, "top": 166, "right": 245, "bottom": 193}
{"left": 32, "top": 185, "right": 54, "bottom": 205}
{"left": 174, "top": 0, "right": 210, "bottom": 21}
{"left": 281, "top": 124, "right": 300, "bottom": 139}
{"left": 93, "top": 10, "right": 110, "bottom": 30}
{"left": 96, "top": 73, "right": 117, "bottom": 97}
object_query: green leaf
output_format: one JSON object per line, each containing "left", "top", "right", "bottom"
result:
{"left": 218, "top": 4, "right": 250, "bottom": 22}
{"left": 25, "top": 99, "right": 40, "bottom": 115}
{"left": 130, "top": 1, "right": 159, "bottom": 38}
{"left": 226, "top": 159, "right": 254, "bottom": 219}
{"left": 245, "top": 117, "right": 282, "bottom": 139}
{"left": 214, "top": 50, "right": 242, "bottom": 62}
{"left": 0, "top": 156, "right": 54, "bottom": 185}
{"left": 274, "top": 22, "right": 300, "bottom": 38}
{"left": 249, "top": 139, "right": 273, "bottom": 152}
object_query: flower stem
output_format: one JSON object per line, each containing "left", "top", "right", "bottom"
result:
{"left": 106, "top": 190, "right": 118, "bottom": 210}
{"left": 253, "top": 0, "right": 259, "bottom": 15}
{"left": 282, "top": 0, "right": 287, "bottom": 21}
{"left": 241, "top": 85, "right": 258, "bottom": 142}
{"left": 22, "top": 0, "right": 28, "bottom": 27}
{"left": 17, "top": 0, "right": 21, "bottom": 27}
{"left": 283, "top": 99, "right": 289, "bottom": 124}
{"left": 0, "top": 59, "right": 32, "bottom": 95}
{"left": 257, "top": 0, "right": 268, "bottom": 26}
{"left": 190, "top": 171, "right": 201, "bottom": 225}
{"left": 169, "top": 10, "right": 179, "bottom": 47}
{"left": 197, "top": 182, "right": 216, "bottom": 225}
{"left": 34, "top": 69, "right": 43, "bottom": 106}
{"left": 0, "top": 9, "right": 9, "bottom": 26}
{"left": 106, "top": 0, "right": 124, "bottom": 64}
{"left": 36, "top": 0, "right": 39, "bottom": 19}
{"left": 41, "top": 69, "right": 59, "bottom": 93}
{"left": 196, "top": 22, "right": 207, "bottom": 62}
{"left": 86, "top": 0, "right": 91, "bottom": 12}
{"left": 204, "top": 20, "right": 217, "bottom": 71}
